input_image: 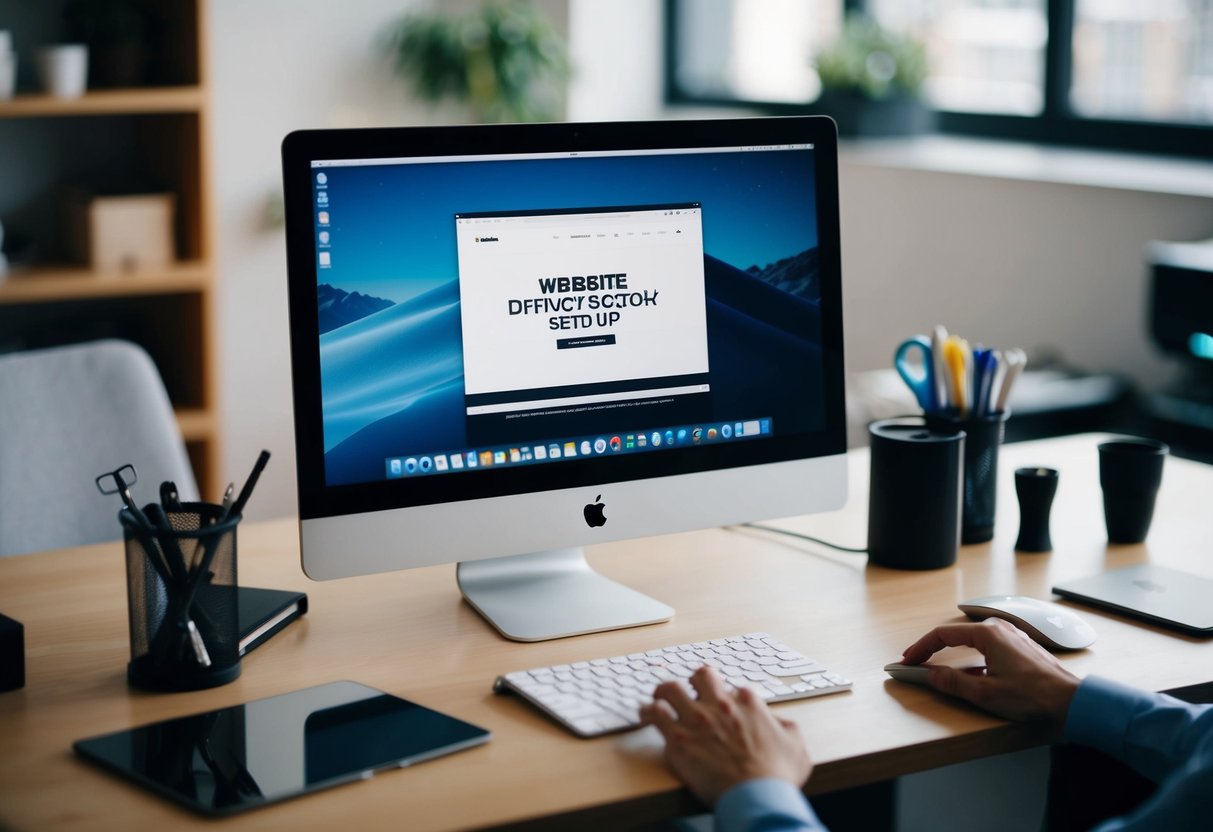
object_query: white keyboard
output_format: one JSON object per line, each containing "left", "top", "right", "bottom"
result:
{"left": 493, "top": 632, "right": 851, "bottom": 738}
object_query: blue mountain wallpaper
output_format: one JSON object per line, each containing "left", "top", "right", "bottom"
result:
{"left": 315, "top": 149, "right": 824, "bottom": 485}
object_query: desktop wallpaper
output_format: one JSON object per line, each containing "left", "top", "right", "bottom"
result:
{"left": 315, "top": 149, "right": 825, "bottom": 485}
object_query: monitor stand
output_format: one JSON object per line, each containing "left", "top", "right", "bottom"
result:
{"left": 456, "top": 548, "right": 674, "bottom": 642}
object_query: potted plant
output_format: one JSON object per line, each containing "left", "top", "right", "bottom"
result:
{"left": 812, "top": 15, "right": 931, "bottom": 137}
{"left": 387, "top": 1, "right": 570, "bottom": 124}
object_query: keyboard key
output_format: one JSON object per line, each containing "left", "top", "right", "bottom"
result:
{"left": 494, "top": 632, "right": 852, "bottom": 738}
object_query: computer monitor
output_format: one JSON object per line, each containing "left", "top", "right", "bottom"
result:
{"left": 281, "top": 117, "right": 847, "bottom": 641}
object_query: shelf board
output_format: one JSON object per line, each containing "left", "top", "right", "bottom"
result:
{"left": 176, "top": 408, "right": 216, "bottom": 442}
{"left": 0, "top": 87, "right": 205, "bottom": 117}
{"left": 0, "top": 261, "right": 210, "bottom": 304}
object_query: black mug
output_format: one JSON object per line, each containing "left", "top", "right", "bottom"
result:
{"left": 1099, "top": 438, "right": 1168, "bottom": 544}
{"left": 867, "top": 417, "right": 964, "bottom": 570}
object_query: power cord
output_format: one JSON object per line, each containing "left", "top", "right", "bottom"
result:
{"left": 738, "top": 522, "right": 868, "bottom": 555}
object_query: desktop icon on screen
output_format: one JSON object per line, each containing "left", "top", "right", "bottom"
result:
{"left": 594, "top": 438, "right": 607, "bottom": 454}
{"left": 419, "top": 457, "right": 433, "bottom": 473}
{"left": 665, "top": 430, "right": 674, "bottom": 446}
{"left": 580, "top": 440, "right": 591, "bottom": 456}
{"left": 404, "top": 458, "right": 418, "bottom": 474}
{"left": 317, "top": 211, "right": 330, "bottom": 225}
{"left": 510, "top": 448, "right": 521, "bottom": 463}
{"left": 479, "top": 451, "right": 494, "bottom": 467}
{"left": 651, "top": 431, "right": 662, "bottom": 447}
{"left": 434, "top": 455, "right": 449, "bottom": 472}
{"left": 534, "top": 445, "right": 548, "bottom": 460}
{"left": 721, "top": 424, "right": 733, "bottom": 439}
{"left": 494, "top": 451, "right": 507, "bottom": 465}
{"left": 563, "top": 441, "right": 577, "bottom": 457}
{"left": 548, "top": 443, "right": 562, "bottom": 459}
{"left": 388, "top": 458, "right": 403, "bottom": 477}
{"left": 677, "top": 429, "right": 688, "bottom": 444}
{"left": 467, "top": 451, "right": 479, "bottom": 468}
{"left": 692, "top": 428, "right": 703, "bottom": 444}
{"left": 450, "top": 453, "right": 464, "bottom": 470}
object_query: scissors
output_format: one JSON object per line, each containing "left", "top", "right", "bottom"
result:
{"left": 893, "top": 335, "right": 936, "bottom": 411}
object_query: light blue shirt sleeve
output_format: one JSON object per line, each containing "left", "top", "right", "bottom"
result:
{"left": 1064, "top": 675, "right": 1213, "bottom": 832}
{"left": 715, "top": 778, "right": 828, "bottom": 832}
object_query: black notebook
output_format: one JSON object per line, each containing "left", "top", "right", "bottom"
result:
{"left": 237, "top": 587, "right": 308, "bottom": 656}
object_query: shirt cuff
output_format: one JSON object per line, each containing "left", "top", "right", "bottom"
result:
{"left": 716, "top": 778, "right": 825, "bottom": 832}
{"left": 1064, "top": 675, "right": 1154, "bottom": 759}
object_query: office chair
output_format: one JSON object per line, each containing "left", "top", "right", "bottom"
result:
{"left": 0, "top": 339, "right": 198, "bottom": 556}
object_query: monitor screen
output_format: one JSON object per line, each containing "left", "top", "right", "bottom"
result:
{"left": 282, "top": 117, "right": 847, "bottom": 640}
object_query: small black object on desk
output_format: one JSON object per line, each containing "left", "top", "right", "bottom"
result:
{"left": 1015, "top": 467, "right": 1059, "bottom": 552}
{"left": 0, "top": 611, "right": 24, "bottom": 691}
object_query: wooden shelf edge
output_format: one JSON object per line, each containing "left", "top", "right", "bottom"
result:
{"left": 0, "top": 261, "right": 211, "bottom": 304}
{"left": 176, "top": 408, "right": 216, "bottom": 441}
{"left": 0, "top": 87, "right": 205, "bottom": 117}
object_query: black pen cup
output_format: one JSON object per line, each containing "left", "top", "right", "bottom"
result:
{"left": 924, "top": 410, "right": 1009, "bottom": 544}
{"left": 867, "top": 418, "right": 964, "bottom": 570}
{"left": 120, "top": 503, "right": 241, "bottom": 691}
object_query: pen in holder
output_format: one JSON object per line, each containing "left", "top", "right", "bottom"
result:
{"left": 924, "top": 410, "right": 1009, "bottom": 544}
{"left": 120, "top": 502, "right": 242, "bottom": 691}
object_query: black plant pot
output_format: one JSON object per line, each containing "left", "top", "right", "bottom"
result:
{"left": 812, "top": 91, "right": 934, "bottom": 138}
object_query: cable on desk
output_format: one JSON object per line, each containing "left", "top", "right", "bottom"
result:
{"left": 738, "top": 523, "right": 869, "bottom": 554}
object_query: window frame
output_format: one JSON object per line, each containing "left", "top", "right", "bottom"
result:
{"left": 663, "top": 0, "right": 1213, "bottom": 159}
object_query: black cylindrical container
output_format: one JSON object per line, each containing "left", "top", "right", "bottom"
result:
{"left": 867, "top": 418, "right": 964, "bottom": 570}
{"left": 121, "top": 502, "right": 242, "bottom": 691}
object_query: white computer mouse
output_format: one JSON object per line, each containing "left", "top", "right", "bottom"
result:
{"left": 959, "top": 595, "right": 1097, "bottom": 651}
{"left": 883, "top": 662, "right": 935, "bottom": 687}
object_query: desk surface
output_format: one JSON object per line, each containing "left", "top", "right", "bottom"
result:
{"left": 2, "top": 434, "right": 1212, "bottom": 831}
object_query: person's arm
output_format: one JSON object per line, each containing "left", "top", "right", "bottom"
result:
{"left": 901, "top": 619, "right": 1213, "bottom": 831}
{"left": 639, "top": 666, "right": 827, "bottom": 832}
{"left": 1066, "top": 675, "right": 1213, "bottom": 782}
{"left": 715, "top": 778, "right": 828, "bottom": 832}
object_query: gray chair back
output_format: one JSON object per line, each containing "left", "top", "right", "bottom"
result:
{"left": 0, "top": 339, "right": 198, "bottom": 556}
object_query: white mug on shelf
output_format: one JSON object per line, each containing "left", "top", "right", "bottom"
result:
{"left": 36, "top": 44, "right": 89, "bottom": 99}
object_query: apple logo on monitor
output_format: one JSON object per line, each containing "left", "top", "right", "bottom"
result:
{"left": 584, "top": 495, "right": 607, "bottom": 528}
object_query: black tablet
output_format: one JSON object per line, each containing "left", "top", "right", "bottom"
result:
{"left": 73, "top": 680, "right": 490, "bottom": 816}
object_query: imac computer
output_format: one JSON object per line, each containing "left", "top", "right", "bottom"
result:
{"left": 281, "top": 117, "right": 847, "bottom": 641}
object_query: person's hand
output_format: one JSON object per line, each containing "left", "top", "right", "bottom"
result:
{"left": 901, "top": 618, "right": 1081, "bottom": 723}
{"left": 639, "top": 666, "right": 812, "bottom": 806}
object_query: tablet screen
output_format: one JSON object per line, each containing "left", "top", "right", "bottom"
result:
{"left": 73, "top": 680, "right": 490, "bottom": 816}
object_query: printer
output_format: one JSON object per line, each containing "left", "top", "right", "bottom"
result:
{"left": 1141, "top": 237, "right": 1213, "bottom": 449}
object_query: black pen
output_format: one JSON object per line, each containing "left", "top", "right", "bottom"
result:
{"left": 225, "top": 450, "right": 270, "bottom": 520}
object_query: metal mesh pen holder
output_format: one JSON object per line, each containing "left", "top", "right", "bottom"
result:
{"left": 121, "top": 503, "right": 242, "bottom": 691}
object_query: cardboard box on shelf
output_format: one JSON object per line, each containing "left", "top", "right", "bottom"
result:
{"left": 71, "top": 193, "right": 176, "bottom": 273}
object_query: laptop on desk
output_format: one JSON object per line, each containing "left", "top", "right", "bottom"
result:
{"left": 1053, "top": 564, "right": 1213, "bottom": 636}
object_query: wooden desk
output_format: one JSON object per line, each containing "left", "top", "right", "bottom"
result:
{"left": 2, "top": 434, "right": 1211, "bottom": 830}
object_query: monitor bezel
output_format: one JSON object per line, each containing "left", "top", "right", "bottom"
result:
{"left": 281, "top": 116, "right": 846, "bottom": 523}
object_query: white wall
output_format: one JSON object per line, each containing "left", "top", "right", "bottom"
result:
{"left": 208, "top": 0, "right": 565, "bottom": 518}
{"left": 839, "top": 162, "right": 1213, "bottom": 381}
{"left": 210, "top": 0, "right": 1213, "bottom": 519}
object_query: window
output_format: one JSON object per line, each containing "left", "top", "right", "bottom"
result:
{"left": 665, "top": 0, "right": 1213, "bottom": 157}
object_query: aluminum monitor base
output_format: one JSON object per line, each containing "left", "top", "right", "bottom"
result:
{"left": 456, "top": 548, "right": 674, "bottom": 642}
